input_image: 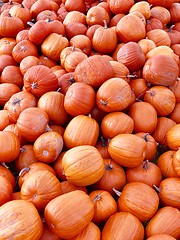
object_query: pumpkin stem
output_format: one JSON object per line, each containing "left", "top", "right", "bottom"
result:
{"left": 20, "top": 147, "right": 25, "bottom": 153}
{"left": 8, "top": 12, "right": 12, "bottom": 17}
{"left": 21, "top": 3, "right": 25, "bottom": 8}
{"left": 153, "top": 185, "right": 161, "bottom": 193}
{"left": 127, "top": 74, "right": 138, "bottom": 79}
{"left": 27, "top": 21, "right": 34, "bottom": 27}
{"left": 46, "top": 125, "right": 52, "bottom": 132}
{"left": 142, "top": 160, "right": 149, "bottom": 170}
{"left": 143, "top": 133, "right": 149, "bottom": 142}
{"left": 103, "top": 20, "right": 108, "bottom": 29}
{"left": 12, "top": 97, "right": 22, "bottom": 106}
{"left": 1, "top": 162, "right": 9, "bottom": 168}
{"left": 92, "top": 193, "right": 101, "bottom": 202}
{"left": 105, "top": 163, "right": 113, "bottom": 170}
{"left": 168, "top": 25, "right": 175, "bottom": 33}
{"left": 100, "top": 99, "right": 107, "bottom": 106}
{"left": 146, "top": 90, "right": 155, "bottom": 96}
{"left": 68, "top": 75, "right": 75, "bottom": 85}
{"left": 112, "top": 188, "right": 121, "bottom": 197}
{"left": 19, "top": 167, "right": 30, "bottom": 177}
{"left": 31, "top": 82, "right": 38, "bottom": 89}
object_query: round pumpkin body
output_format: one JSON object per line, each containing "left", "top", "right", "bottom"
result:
{"left": 0, "top": 200, "right": 43, "bottom": 240}
{"left": 101, "top": 212, "right": 144, "bottom": 240}
{"left": 166, "top": 124, "right": 180, "bottom": 150}
{"left": 63, "top": 115, "right": 99, "bottom": 149}
{"left": 0, "top": 131, "right": 20, "bottom": 163}
{"left": 145, "top": 206, "right": 180, "bottom": 239}
{"left": 20, "top": 170, "right": 62, "bottom": 212}
{"left": 33, "top": 131, "right": 64, "bottom": 163}
{"left": 96, "top": 77, "right": 132, "bottom": 112}
{"left": 62, "top": 145, "right": 105, "bottom": 186}
{"left": 117, "top": 182, "right": 159, "bottom": 222}
{"left": 108, "top": 133, "right": 147, "bottom": 168}
{"left": 146, "top": 234, "right": 176, "bottom": 240}
{"left": 0, "top": 175, "right": 13, "bottom": 206}
{"left": 128, "top": 101, "right": 158, "bottom": 134}
{"left": 173, "top": 149, "right": 180, "bottom": 176}
{"left": 16, "top": 107, "right": 49, "bottom": 142}
{"left": 44, "top": 190, "right": 94, "bottom": 239}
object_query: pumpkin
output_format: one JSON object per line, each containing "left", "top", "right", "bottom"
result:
{"left": 37, "top": 91, "right": 69, "bottom": 125}
{"left": 0, "top": 110, "right": 11, "bottom": 131}
{"left": 40, "top": 221, "right": 61, "bottom": 240}
{"left": 5, "top": 91, "right": 37, "bottom": 123}
{"left": 152, "top": 117, "right": 176, "bottom": 147}
{"left": 126, "top": 160, "right": 162, "bottom": 187}
{"left": 21, "top": 170, "right": 62, "bottom": 212}
{"left": 63, "top": 10, "right": 86, "bottom": 27}
{"left": 44, "top": 190, "right": 94, "bottom": 239}
{"left": 53, "top": 151, "right": 67, "bottom": 181}
{"left": 62, "top": 145, "right": 105, "bottom": 186}
{"left": 0, "top": 164, "right": 15, "bottom": 189}
{"left": 101, "top": 212, "right": 144, "bottom": 240}
{"left": 116, "top": 13, "right": 146, "bottom": 43}
{"left": 74, "top": 55, "right": 114, "bottom": 88}
{"left": 157, "top": 150, "right": 178, "bottom": 178}
{"left": 0, "top": 131, "right": 20, "bottom": 163}
{"left": 144, "top": 86, "right": 176, "bottom": 116}
{"left": 150, "top": 6, "right": 171, "bottom": 26}
{"left": 95, "top": 137, "right": 110, "bottom": 159}
{"left": 117, "top": 41, "right": 146, "bottom": 72}
{"left": 142, "top": 54, "right": 179, "bottom": 87}
{"left": 96, "top": 77, "right": 132, "bottom": 112}
{"left": 93, "top": 158, "right": 126, "bottom": 196}
{"left": 145, "top": 206, "right": 180, "bottom": 239}
{"left": 18, "top": 162, "right": 56, "bottom": 188}
{"left": 166, "top": 124, "right": 180, "bottom": 150}
{"left": 30, "top": 0, "right": 52, "bottom": 18}
{"left": 19, "top": 56, "right": 42, "bottom": 75}
{"left": 0, "top": 200, "right": 43, "bottom": 239}
{"left": 108, "top": 133, "right": 147, "bottom": 168}
{"left": 0, "top": 175, "right": 13, "bottom": 206}
{"left": 172, "top": 149, "right": 180, "bottom": 176}
{"left": 68, "top": 222, "right": 101, "bottom": 240}
{"left": 92, "top": 20, "right": 117, "bottom": 54}
{"left": 154, "top": 177, "right": 180, "bottom": 209}
{"left": 100, "top": 112, "right": 134, "bottom": 139}
{"left": 64, "top": 82, "right": 96, "bottom": 117}
{"left": 16, "top": 107, "right": 49, "bottom": 142}
{"left": 0, "top": 37, "right": 16, "bottom": 56}
{"left": 129, "top": 1, "right": 151, "bottom": 19}
{"left": 146, "top": 234, "right": 176, "bottom": 240}
{"left": 109, "top": 0, "right": 135, "bottom": 15}
{"left": 86, "top": 6, "right": 110, "bottom": 26}
{"left": 135, "top": 132, "right": 157, "bottom": 161}
{"left": 63, "top": 115, "right": 99, "bottom": 149}
{"left": 33, "top": 131, "right": 64, "bottom": 163}
{"left": 116, "top": 182, "right": 159, "bottom": 222}
{"left": 128, "top": 101, "right": 158, "bottom": 134}
{"left": 1, "top": 65, "right": 24, "bottom": 88}
{"left": 0, "top": 83, "right": 20, "bottom": 107}
{"left": 89, "top": 190, "right": 117, "bottom": 224}
{"left": 169, "top": 103, "right": 180, "bottom": 124}
{"left": 65, "top": 22, "right": 87, "bottom": 40}
{"left": 9, "top": 3, "right": 31, "bottom": 26}
{"left": 148, "top": 0, "right": 176, "bottom": 9}
{"left": 15, "top": 144, "right": 38, "bottom": 172}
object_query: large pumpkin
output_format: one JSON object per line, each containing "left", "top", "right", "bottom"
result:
{"left": 101, "top": 212, "right": 144, "bottom": 240}
{"left": 108, "top": 133, "right": 147, "bottom": 168}
{"left": 62, "top": 145, "right": 105, "bottom": 186}
{"left": 44, "top": 190, "right": 94, "bottom": 239}
{"left": 0, "top": 200, "right": 43, "bottom": 239}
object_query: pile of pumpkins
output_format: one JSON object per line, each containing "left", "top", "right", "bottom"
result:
{"left": 0, "top": 0, "right": 180, "bottom": 239}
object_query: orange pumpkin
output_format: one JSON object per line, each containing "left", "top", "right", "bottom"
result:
{"left": 108, "top": 133, "right": 147, "bottom": 168}
{"left": 166, "top": 124, "right": 180, "bottom": 150}
{"left": 60, "top": 181, "right": 87, "bottom": 195}
{"left": 62, "top": 145, "right": 105, "bottom": 186}
{"left": 0, "top": 200, "right": 43, "bottom": 239}
{"left": 172, "top": 149, "right": 180, "bottom": 177}
{"left": 102, "top": 212, "right": 144, "bottom": 240}
{"left": 44, "top": 190, "right": 94, "bottom": 239}
{"left": 146, "top": 234, "right": 176, "bottom": 240}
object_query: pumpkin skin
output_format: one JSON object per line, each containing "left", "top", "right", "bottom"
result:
{"left": 62, "top": 145, "right": 105, "bottom": 186}
{"left": 117, "top": 182, "right": 159, "bottom": 222}
{"left": 142, "top": 55, "right": 179, "bottom": 87}
{"left": 0, "top": 200, "right": 43, "bottom": 240}
{"left": 173, "top": 149, "right": 180, "bottom": 177}
{"left": 23, "top": 65, "right": 59, "bottom": 98}
{"left": 126, "top": 160, "right": 162, "bottom": 187}
{"left": 68, "top": 222, "right": 101, "bottom": 240}
{"left": 155, "top": 177, "right": 180, "bottom": 209}
{"left": 0, "top": 175, "right": 13, "bottom": 206}
{"left": 96, "top": 77, "right": 132, "bottom": 113}
{"left": 60, "top": 181, "right": 87, "bottom": 195}
{"left": 166, "top": 124, "right": 180, "bottom": 150}
{"left": 37, "top": 91, "right": 69, "bottom": 126}
{"left": 63, "top": 115, "right": 99, "bottom": 149}
{"left": 93, "top": 158, "right": 126, "bottom": 196}
{"left": 0, "top": 131, "right": 20, "bottom": 163}
{"left": 44, "top": 190, "right": 94, "bottom": 239}
{"left": 74, "top": 55, "right": 114, "bottom": 88}
{"left": 146, "top": 234, "right": 176, "bottom": 240}
{"left": 20, "top": 170, "right": 62, "bottom": 212}
{"left": 89, "top": 190, "right": 117, "bottom": 224}
{"left": 108, "top": 133, "right": 147, "bottom": 168}
{"left": 16, "top": 107, "right": 49, "bottom": 142}
{"left": 101, "top": 212, "right": 144, "bottom": 240}
{"left": 144, "top": 86, "right": 176, "bottom": 117}
{"left": 128, "top": 101, "right": 158, "bottom": 134}
{"left": 40, "top": 221, "right": 61, "bottom": 240}
{"left": 145, "top": 206, "right": 180, "bottom": 239}
{"left": 33, "top": 131, "right": 64, "bottom": 163}
{"left": 0, "top": 165, "right": 15, "bottom": 189}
